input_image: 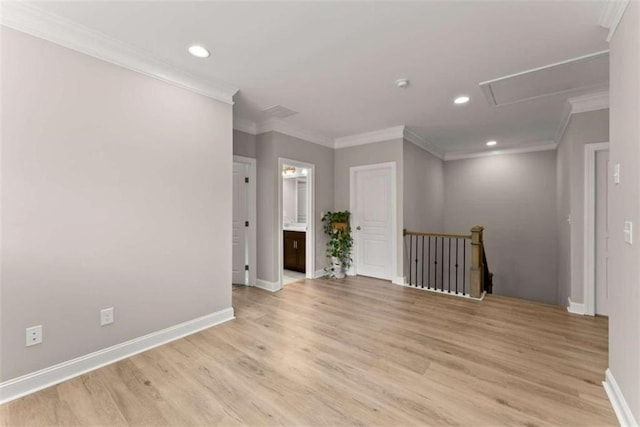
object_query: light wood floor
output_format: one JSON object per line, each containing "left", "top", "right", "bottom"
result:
{"left": 1, "top": 276, "right": 616, "bottom": 426}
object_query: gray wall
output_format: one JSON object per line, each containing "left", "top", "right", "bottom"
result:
{"left": 233, "top": 129, "right": 257, "bottom": 158}
{"left": 608, "top": 2, "right": 640, "bottom": 420}
{"left": 256, "top": 132, "right": 334, "bottom": 282}
{"left": 556, "top": 109, "right": 610, "bottom": 305}
{"left": 334, "top": 139, "right": 404, "bottom": 280}
{"left": 403, "top": 140, "right": 444, "bottom": 233}
{"left": 444, "top": 151, "right": 558, "bottom": 304}
{"left": 402, "top": 140, "right": 445, "bottom": 285}
{"left": 1, "top": 28, "right": 233, "bottom": 381}
{"left": 556, "top": 125, "right": 572, "bottom": 306}
{"left": 256, "top": 133, "right": 278, "bottom": 282}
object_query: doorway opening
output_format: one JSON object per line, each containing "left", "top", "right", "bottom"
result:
{"left": 278, "top": 158, "right": 315, "bottom": 289}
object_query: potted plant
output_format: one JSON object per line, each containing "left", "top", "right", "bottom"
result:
{"left": 321, "top": 211, "right": 353, "bottom": 279}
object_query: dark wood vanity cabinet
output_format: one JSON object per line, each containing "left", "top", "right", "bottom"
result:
{"left": 283, "top": 231, "right": 306, "bottom": 273}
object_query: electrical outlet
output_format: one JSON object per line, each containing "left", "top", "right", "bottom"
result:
{"left": 100, "top": 307, "right": 114, "bottom": 326}
{"left": 26, "top": 325, "right": 43, "bottom": 347}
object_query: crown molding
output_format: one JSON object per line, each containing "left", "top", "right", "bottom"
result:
{"left": 232, "top": 116, "right": 334, "bottom": 147}
{"left": 556, "top": 90, "right": 610, "bottom": 143}
{"left": 599, "top": 0, "right": 630, "bottom": 42}
{"left": 333, "top": 126, "right": 444, "bottom": 159}
{"left": 256, "top": 119, "right": 334, "bottom": 148}
{"left": 1, "top": 1, "right": 238, "bottom": 105}
{"left": 444, "top": 141, "right": 557, "bottom": 161}
{"left": 334, "top": 126, "right": 405, "bottom": 149}
{"left": 231, "top": 117, "right": 562, "bottom": 160}
{"left": 402, "top": 127, "right": 444, "bottom": 159}
{"left": 568, "top": 90, "right": 610, "bottom": 114}
{"left": 233, "top": 117, "right": 257, "bottom": 135}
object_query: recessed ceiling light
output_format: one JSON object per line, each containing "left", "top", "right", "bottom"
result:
{"left": 188, "top": 45, "right": 210, "bottom": 58}
{"left": 454, "top": 96, "right": 470, "bottom": 104}
{"left": 486, "top": 140, "right": 497, "bottom": 146}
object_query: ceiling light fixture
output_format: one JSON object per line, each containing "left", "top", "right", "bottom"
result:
{"left": 486, "top": 140, "right": 497, "bottom": 146}
{"left": 454, "top": 96, "right": 470, "bottom": 104}
{"left": 396, "top": 78, "right": 410, "bottom": 88}
{"left": 188, "top": 45, "right": 210, "bottom": 58}
{"left": 282, "top": 166, "right": 296, "bottom": 176}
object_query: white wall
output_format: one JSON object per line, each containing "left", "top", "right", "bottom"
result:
{"left": 608, "top": 2, "right": 640, "bottom": 421}
{"left": 1, "top": 28, "right": 233, "bottom": 381}
{"left": 444, "top": 151, "right": 558, "bottom": 304}
{"left": 555, "top": 109, "right": 610, "bottom": 306}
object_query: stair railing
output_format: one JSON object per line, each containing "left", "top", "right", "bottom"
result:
{"left": 403, "top": 225, "right": 492, "bottom": 299}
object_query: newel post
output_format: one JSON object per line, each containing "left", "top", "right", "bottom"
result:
{"left": 470, "top": 226, "right": 484, "bottom": 298}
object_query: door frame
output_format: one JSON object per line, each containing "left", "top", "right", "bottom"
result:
{"left": 583, "top": 142, "right": 609, "bottom": 316}
{"left": 233, "top": 155, "right": 257, "bottom": 287}
{"left": 349, "top": 162, "right": 397, "bottom": 280}
{"left": 278, "top": 157, "right": 315, "bottom": 290}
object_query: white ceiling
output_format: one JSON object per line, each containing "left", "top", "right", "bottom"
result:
{"left": 26, "top": 1, "right": 610, "bottom": 153}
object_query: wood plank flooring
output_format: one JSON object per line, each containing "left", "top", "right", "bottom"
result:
{"left": 1, "top": 276, "right": 616, "bottom": 426}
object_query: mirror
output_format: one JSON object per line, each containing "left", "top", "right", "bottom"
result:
{"left": 282, "top": 166, "right": 308, "bottom": 227}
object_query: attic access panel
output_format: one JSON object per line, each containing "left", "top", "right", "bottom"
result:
{"left": 479, "top": 50, "right": 609, "bottom": 107}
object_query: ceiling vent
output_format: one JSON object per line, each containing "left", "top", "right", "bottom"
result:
{"left": 479, "top": 50, "right": 609, "bottom": 107}
{"left": 262, "top": 105, "right": 299, "bottom": 119}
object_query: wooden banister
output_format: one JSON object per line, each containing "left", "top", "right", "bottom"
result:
{"left": 469, "top": 226, "right": 484, "bottom": 298}
{"left": 403, "top": 226, "right": 491, "bottom": 299}
{"left": 403, "top": 229, "right": 472, "bottom": 239}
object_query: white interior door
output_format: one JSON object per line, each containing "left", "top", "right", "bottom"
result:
{"left": 232, "top": 162, "right": 248, "bottom": 285}
{"left": 352, "top": 166, "right": 393, "bottom": 280}
{"left": 595, "top": 150, "right": 609, "bottom": 315}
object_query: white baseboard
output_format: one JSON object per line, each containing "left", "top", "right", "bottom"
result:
{"left": 255, "top": 278, "right": 280, "bottom": 292}
{"left": 314, "top": 269, "right": 327, "bottom": 279}
{"left": 604, "top": 368, "right": 638, "bottom": 427}
{"left": 567, "top": 297, "right": 586, "bottom": 315}
{"left": 392, "top": 276, "right": 407, "bottom": 286}
{"left": 0, "top": 307, "right": 234, "bottom": 405}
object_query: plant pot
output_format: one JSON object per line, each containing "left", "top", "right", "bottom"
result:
{"left": 331, "top": 256, "right": 346, "bottom": 279}
{"left": 332, "top": 222, "right": 348, "bottom": 231}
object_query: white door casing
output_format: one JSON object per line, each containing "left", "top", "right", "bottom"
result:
{"left": 583, "top": 142, "right": 609, "bottom": 316}
{"left": 232, "top": 162, "right": 249, "bottom": 285}
{"left": 277, "top": 158, "right": 315, "bottom": 291}
{"left": 594, "top": 150, "right": 609, "bottom": 315}
{"left": 232, "top": 156, "right": 256, "bottom": 286}
{"left": 350, "top": 163, "right": 395, "bottom": 280}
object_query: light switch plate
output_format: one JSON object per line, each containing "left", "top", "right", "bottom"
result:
{"left": 614, "top": 163, "right": 621, "bottom": 184}
{"left": 624, "top": 221, "right": 633, "bottom": 244}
